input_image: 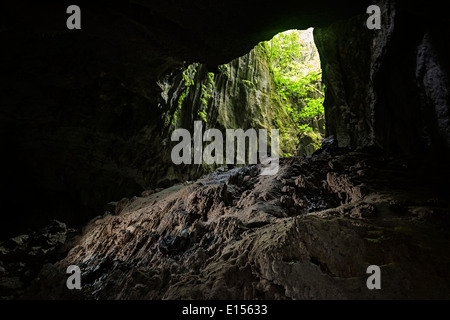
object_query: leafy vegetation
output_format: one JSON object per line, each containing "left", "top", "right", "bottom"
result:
{"left": 198, "top": 72, "right": 215, "bottom": 122}
{"left": 165, "top": 63, "right": 198, "bottom": 130}
{"left": 264, "top": 29, "right": 325, "bottom": 155}
{"left": 218, "top": 64, "right": 230, "bottom": 78}
{"left": 163, "top": 29, "right": 325, "bottom": 159}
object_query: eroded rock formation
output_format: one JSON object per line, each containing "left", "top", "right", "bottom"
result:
{"left": 1, "top": 0, "right": 450, "bottom": 300}
{"left": 6, "top": 144, "right": 449, "bottom": 299}
{"left": 314, "top": 0, "right": 450, "bottom": 155}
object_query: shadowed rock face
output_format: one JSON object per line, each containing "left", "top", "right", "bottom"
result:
{"left": 0, "top": 0, "right": 372, "bottom": 238}
{"left": 314, "top": 0, "right": 450, "bottom": 156}
{"left": 1, "top": 0, "right": 450, "bottom": 299}
{"left": 7, "top": 146, "right": 449, "bottom": 299}
{"left": 2, "top": 1, "right": 448, "bottom": 237}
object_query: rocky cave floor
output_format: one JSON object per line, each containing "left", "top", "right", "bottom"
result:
{"left": 1, "top": 145, "right": 450, "bottom": 299}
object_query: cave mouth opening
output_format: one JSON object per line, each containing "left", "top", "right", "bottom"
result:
{"left": 158, "top": 27, "right": 327, "bottom": 187}
{"left": 264, "top": 27, "right": 325, "bottom": 158}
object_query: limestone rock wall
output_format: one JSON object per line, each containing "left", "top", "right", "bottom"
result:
{"left": 314, "top": 0, "right": 450, "bottom": 157}
{"left": 14, "top": 149, "right": 450, "bottom": 300}
{"left": 157, "top": 43, "right": 295, "bottom": 181}
{"left": 2, "top": 0, "right": 448, "bottom": 241}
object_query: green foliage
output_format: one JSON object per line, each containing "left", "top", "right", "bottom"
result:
{"left": 198, "top": 110, "right": 208, "bottom": 122}
{"left": 178, "top": 92, "right": 187, "bottom": 109}
{"left": 182, "top": 64, "right": 197, "bottom": 87}
{"left": 242, "top": 79, "right": 255, "bottom": 88}
{"left": 218, "top": 64, "right": 230, "bottom": 78}
{"left": 265, "top": 29, "right": 325, "bottom": 142}
{"left": 166, "top": 64, "right": 198, "bottom": 130}
{"left": 275, "top": 72, "right": 322, "bottom": 99}
{"left": 197, "top": 72, "right": 215, "bottom": 123}
{"left": 283, "top": 78, "right": 325, "bottom": 137}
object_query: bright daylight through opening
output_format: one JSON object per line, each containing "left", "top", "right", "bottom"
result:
{"left": 263, "top": 28, "right": 325, "bottom": 158}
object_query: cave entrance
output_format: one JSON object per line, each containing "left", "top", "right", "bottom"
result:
{"left": 264, "top": 28, "right": 325, "bottom": 157}
{"left": 160, "top": 27, "right": 326, "bottom": 184}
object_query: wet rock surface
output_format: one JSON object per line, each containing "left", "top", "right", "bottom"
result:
{"left": 2, "top": 0, "right": 449, "bottom": 246}
{"left": 0, "top": 220, "right": 73, "bottom": 299}
{"left": 314, "top": 0, "right": 450, "bottom": 155}
{"left": 0, "top": 1, "right": 371, "bottom": 239}
{"left": 7, "top": 148, "right": 450, "bottom": 299}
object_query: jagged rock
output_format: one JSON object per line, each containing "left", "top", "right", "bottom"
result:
{"left": 11, "top": 150, "right": 448, "bottom": 300}
{"left": 141, "top": 190, "right": 155, "bottom": 197}
{"left": 1, "top": 0, "right": 450, "bottom": 301}
{"left": 104, "top": 202, "right": 118, "bottom": 214}
{"left": 115, "top": 198, "right": 130, "bottom": 215}
{"left": 326, "top": 172, "right": 365, "bottom": 203}
{"left": 314, "top": 0, "right": 450, "bottom": 155}
{"left": 0, "top": 220, "right": 70, "bottom": 299}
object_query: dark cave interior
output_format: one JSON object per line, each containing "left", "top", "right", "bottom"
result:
{"left": 0, "top": 0, "right": 449, "bottom": 300}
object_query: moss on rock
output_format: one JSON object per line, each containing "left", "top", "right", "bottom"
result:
{"left": 157, "top": 32, "right": 321, "bottom": 183}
